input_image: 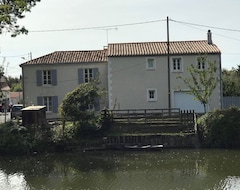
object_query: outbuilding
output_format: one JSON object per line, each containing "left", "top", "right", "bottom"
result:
{"left": 21, "top": 105, "right": 46, "bottom": 127}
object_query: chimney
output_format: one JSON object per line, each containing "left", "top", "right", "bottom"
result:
{"left": 207, "top": 30, "right": 212, "bottom": 45}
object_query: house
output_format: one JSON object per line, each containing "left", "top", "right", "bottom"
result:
{"left": 20, "top": 50, "right": 108, "bottom": 119}
{"left": 108, "top": 34, "right": 221, "bottom": 112}
{"left": 0, "top": 77, "right": 11, "bottom": 111}
{"left": 10, "top": 91, "right": 23, "bottom": 105}
{"left": 20, "top": 31, "right": 222, "bottom": 119}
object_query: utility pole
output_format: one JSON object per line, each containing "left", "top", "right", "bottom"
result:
{"left": 167, "top": 16, "right": 171, "bottom": 109}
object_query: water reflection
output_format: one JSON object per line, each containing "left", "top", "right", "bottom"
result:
{"left": 215, "top": 176, "right": 240, "bottom": 190}
{"left": 0, "top": 171, "right": 29, "bottom": 190}
{"left": 0, "top": 149, "right": 239, "bottom": 190}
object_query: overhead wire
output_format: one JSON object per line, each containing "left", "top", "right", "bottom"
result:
{"left": 29, "top": 19, "right": 167, "bottom": 33}
{"left": 3, "top": 17, "right": 240, "bottom": 66}
{"left": 170, "top": 19, "right": 240, "bottom": 41}
{"left": 170, "top": 19, "right": 240, "bottom": 33}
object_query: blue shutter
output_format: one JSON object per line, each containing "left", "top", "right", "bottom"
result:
{"left": 52, "top": 96, "right": 58, "bottom": 113}
{"left": 52, "top": 70, "right": 57, "bottom": 86}
{"left": 78, "top": 68, "right": 84, "bottom": 84}
{"left": 36, "top": 70, "right": 42, "bottom": 86}
{"left": 37, "top": 96, "right": 43, "bottom": 105}
{"left": 93, "top": 68, "right": 99, "bottom": 79}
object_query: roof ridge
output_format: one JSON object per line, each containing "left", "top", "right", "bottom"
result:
{"left": 54, "top": 49, "right": 107, "bottom": 53}
{"left": 108, "top": 40, "right": 208, "bottom": 45}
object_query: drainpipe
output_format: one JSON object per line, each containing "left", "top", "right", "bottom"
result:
{"left": 167, "top": 16, "right": 171, "bottom": 109}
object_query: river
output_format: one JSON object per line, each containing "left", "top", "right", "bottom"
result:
{"left": 0, "top": 149, "right": 240, "bottom": 190}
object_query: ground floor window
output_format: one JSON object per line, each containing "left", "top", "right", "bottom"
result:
{"left": 43, "top": 96, "right": 53, "bottom": 112}
{"left": 147, "top": 88, "right": 157, "bottom": 102}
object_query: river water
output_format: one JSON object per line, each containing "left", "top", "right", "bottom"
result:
{"left": 0, "top": 149, "right": 240, "bottom": 190}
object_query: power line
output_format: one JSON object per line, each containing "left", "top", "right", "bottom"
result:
{"left": 29, "top": 19, "right": 166, "bottom": 33}
{"left": 171, "top": 19, "right": 240, "bottom": 42}
{"left": 28, "top": 18, "right": 240, "bottom": 34}
{"left": 170, "top": 19, "right": 240, "bottom": 33}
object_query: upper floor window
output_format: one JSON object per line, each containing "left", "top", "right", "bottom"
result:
{"left": 43, "top": 70, "right": 52, "bottom": 85}
{"left": 146, "top": 58, "right": 156, "bottom": 70}
{"left": 36, "top": 69, "right": 57, "bottom": 86}
{"left": 84, "top": 69, "right": 93, "bottom": 83}
{"left": 78, "top": 68, "right": 99, "bottom": 84}
{"left": 147, "top": 88, "right": 157, "bottom": 102}
{"left": 172, "top": 58, "right": 182, "bottom": 72}
{"left": 197, "top": 57, "right": 207, "bottom": 70}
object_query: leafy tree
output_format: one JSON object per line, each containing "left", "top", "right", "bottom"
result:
{"left": 59, "top": 82, "right": 101, "bottom": 122}
{"left": 222, "top": 68, "right": 240, "bottom": 96}
{"left": 177, "top": 56, "right": 218, "bottom": 113}
{"left": 6, "top": 76, "right": 22, "bottom": 91}
{"left": 0, "top": 0, "right": 40, "bottom": 37}
{"left": 59, "top": 82, "right": 104, "bottom": 138}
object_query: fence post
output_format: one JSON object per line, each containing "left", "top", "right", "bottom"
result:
{"left": 145, "top": 109, "right": 147, "bottom": 123}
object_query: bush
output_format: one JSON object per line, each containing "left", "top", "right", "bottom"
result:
{"left": 0, "top": 121, "right": 54, "bottom": 154}
{"left": 198, "top": 107, "right": 240, "bottom": 148}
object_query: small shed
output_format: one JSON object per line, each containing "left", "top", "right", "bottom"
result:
{"left": 22, "top": 105, "right": 46, "bottom": 126}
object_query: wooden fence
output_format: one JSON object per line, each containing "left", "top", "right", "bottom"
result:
{"left": 101, "top": 108, "right": 196, "bottom": 133}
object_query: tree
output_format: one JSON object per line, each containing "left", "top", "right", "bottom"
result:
{"left": 59, "top": 82, "right": 101, "bottom": 123}
{"left": 6, "top": 76, "right": 22, "bottom": 91}
{"left": 59, "top": 82, "right": 103, "bottom": 137}
{"left": 177, "top": 56, "right": 218, "bottom": 113}
{"left": 222, "top": 67, "right": 240, "bottom": 96}
{"left": 0, "top": 0, "right": 40, "bottom": 37}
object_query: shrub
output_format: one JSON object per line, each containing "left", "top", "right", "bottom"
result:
{"left": 197, "top": 107, "right": 240, "bottom": 148}
{"left": 0, "top": 121, "right": 54, "bottom": 154}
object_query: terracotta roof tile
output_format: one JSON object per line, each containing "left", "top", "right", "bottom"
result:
{"left": 20, "top": 40, "right": 221, "bottom": 66}
{"left": 108, "top": 40, "right": 221, "bottom": 57}
{"left": 21, "top": 49, "right": 108, "bottom": 65}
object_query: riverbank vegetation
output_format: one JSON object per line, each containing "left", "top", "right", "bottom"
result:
{"left": 0, "top": 106, "right": 239, "bottom": 154}
{"left": 197, "top": 106, "right": 240, "bottom": 148}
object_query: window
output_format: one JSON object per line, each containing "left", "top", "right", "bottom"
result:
{"left": 146, "top": 58, "right": 156, "bottom": 70}
{"left": 197, "top": 57, "right": 206, "bottom": 70}
{"left": 43, "top": 70, "right": 52, "bottom": 85}
{"left": 36, "top": 69, "right": 57, "bottom": 86}
{"left": 147, "top": 89, "right": 157, "bottom": 101}
{"left": 172, "top": 58, "right": 182, "bottom": 72}
{"left": 37, "top": 96, "right": 58, "bottom": 113}
{"left": 43, "top": 96, "right": 52, "bottom": 112}
{"left": 84, "top": 69, "right": 93, "bottom": 83}
{"left": 78, "top": 68, "right": 98, "bottom": 84}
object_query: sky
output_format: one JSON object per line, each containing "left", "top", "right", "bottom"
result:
{"left": 1, "top": 0, "right": 240, "bottom": 77}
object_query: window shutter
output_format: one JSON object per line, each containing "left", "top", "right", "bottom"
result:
{"left": 93, "top": 68, "right": 99, "bottom": 79}
{"left": 36, "top": 70, "right": 42, "bottom": 86}
{"left": 37, "top": 96, "right": 43, "bottom": 105}
{"left": 78, "top": 68, "right": 84, "bottom": 84}
{"left": 52, "top": 96, "right": 58, "bottom": 113}
{"left": 52, "top": 70, "right": 57, "bottom": 86}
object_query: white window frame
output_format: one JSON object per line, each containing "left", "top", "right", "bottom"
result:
{"left": 43, "top": 70, "right": 52, "bottom": 85}
{"left": 43, "top": 96, "right": 53, "bottom": 112}
{"left": 197, "top": 57, "right": 207, "bottom": 70}
{"left": 84, "top": 68, "right": 93, "bottom": 83}
{"left": 146, "top": 58, "right": 156, "bottom": 70}
{"left": 171, "top": 57, "right": 183, "bottom": 72}
{"left": 147, "top": 88, "right": 157, "bottom": 102}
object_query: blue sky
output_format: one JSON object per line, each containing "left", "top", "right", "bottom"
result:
{"left": 1, "top": 0, "right": 240, "bottom": 77}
